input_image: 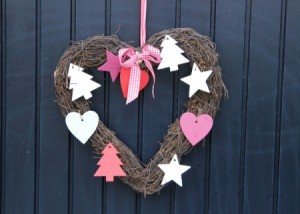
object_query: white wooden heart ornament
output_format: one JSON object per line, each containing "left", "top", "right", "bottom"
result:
{"left": 65, "top": 111, "right": 99, "bottom": 144}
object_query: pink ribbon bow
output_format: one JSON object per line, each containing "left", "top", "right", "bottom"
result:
{"left": 118, "top": 45, "right": 161, "bottom": 104}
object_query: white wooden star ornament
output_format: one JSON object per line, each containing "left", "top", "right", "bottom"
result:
{"left": 181, "top": 63, "right": 213, "bottom": 97}
{"left": 158, "top": 154, "right": 191, "bottom": 187}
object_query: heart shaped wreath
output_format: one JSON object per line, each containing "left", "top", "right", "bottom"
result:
{"left": 54, "top": 28, "right": 227, "bottom": 195}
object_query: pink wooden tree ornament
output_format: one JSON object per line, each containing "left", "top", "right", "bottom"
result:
{"left": 94, "top": 143, "right": 126, "bottom": 182}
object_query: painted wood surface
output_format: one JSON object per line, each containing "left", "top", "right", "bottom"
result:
{"left": 1, "top": 0, "right": 299, "bottom": 213}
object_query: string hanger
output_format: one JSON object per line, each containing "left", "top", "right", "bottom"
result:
{"left": 140, "top": 0, "right": 147, "bottom": 47}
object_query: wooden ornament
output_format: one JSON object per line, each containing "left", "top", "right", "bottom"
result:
{"left": 180, "top": 112, "right": 213, "bottom": 146}
{"left": 120, "top": 67, "right": 149, "bottom": 98}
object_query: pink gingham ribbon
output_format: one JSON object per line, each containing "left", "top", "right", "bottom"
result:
{"left": 119, "top": 45, "right": 161, "bottom": 104}
{"left": 140, "top": 0, "right": 147, "bottom": 46}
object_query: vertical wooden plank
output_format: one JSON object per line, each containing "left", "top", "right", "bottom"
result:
{"left": 4, "top": 0, "right": 36, "bottom": 213}
{"left": 174, "top": 1, "right": 211, "bottom": 214}
{"left": 0, "top": 0, "right": 4, "bottom": 212}
{"left": 209, "top": 0, "right": 246, "bottom": 213}
{"left": 35, "top": 1, "right": 41, "bottom": 212}
{"left": 181, "top": 0, "right": 210, "bottom": 36}
{"left": 72, "top": 0, "right": 105, "bottom": 213}
{"left": 105, "top": 0, "right": 139, "bottom": 213}
{"left": 110, "top": 0, "right": 139, "bottom": 46}
{"left": 243, "top": 0, "right": 281, "bottom": 213}
{"left": 278, "top": 1, "right": 300, "bottom": 213}
{"left": 142, "top": 0, "right": 176, "bottom": 164}
{"left": 140, "top": 0, "right": 177, "bottom": 213}
{"left": 272, "top": 0, "right": 286, "bottom": 212}
{"left": 38, "top": 0, "right": 70, "bottom": 213}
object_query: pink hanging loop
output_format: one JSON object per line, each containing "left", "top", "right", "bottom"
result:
{"left": 117, "top": 0, "right": 162, "bottom": 104}
{"left": 140, "top": 0, "right": 147, "bottom": 46}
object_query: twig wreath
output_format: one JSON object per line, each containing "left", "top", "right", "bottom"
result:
{"left": 54, "top": 28, "right": 227, "bottom": 195}
{"left": 53, "top": 0, "right": 227, "bottom": 197}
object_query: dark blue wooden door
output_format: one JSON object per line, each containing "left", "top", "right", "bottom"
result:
{"left": 1, "top": 0, "right": 299, "bottom": 213}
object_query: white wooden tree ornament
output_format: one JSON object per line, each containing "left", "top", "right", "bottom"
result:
{"left": 68, "top": 63, "right": 101, "bottom": 101}
{"left": 158, "top": 35, "right": 189, "bottom": 72}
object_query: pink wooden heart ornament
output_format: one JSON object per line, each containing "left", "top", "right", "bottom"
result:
{"left": 179, "top": 112, "right": 213, "bottom": 146}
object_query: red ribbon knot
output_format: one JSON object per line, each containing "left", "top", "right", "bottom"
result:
{"left": 118, "top": 45, "right": 161, "bottom": 104}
